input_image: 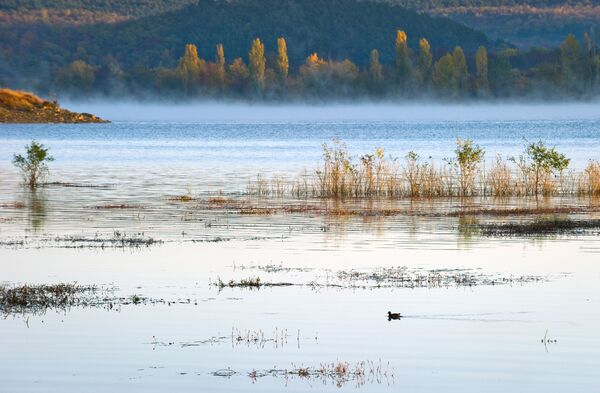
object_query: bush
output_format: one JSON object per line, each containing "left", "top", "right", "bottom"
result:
{"left": 12, "top": 141, "right": 54, "bottom": 189}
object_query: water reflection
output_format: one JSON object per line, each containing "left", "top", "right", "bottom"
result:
{"left": 25, "top": 189, "right": 47, "bottom": 231}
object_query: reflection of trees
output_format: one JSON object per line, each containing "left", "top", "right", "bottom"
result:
{"left": 26, "top": 189, "right": 47, "bottom": 231}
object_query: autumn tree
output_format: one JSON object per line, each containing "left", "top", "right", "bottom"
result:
{"left": 57, "top": 60, "right": 97, "bottom": 92}
{"left": 417, "top": 38, "right": 432, "bottom": 89}
{"left": 177, "top": 44, "right": 204, "bottom": 93}
{"left": 276, "top": 37, "right": 289, "bottom": 85}
{"left": 475, "top": 46, "right": 489, "bottom": 95}
{"left": 249, "top": 38, "right": 266, "bottom": 90}
{"left": 395, "top": 30, "right": 413, "bottom": 89}
{"left": 215, "top": 44, "right": 226, "bottom": 88}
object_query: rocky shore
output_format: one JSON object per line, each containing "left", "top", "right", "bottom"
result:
{"left": 0, "top": 88, "right": 108, "bottom": 123}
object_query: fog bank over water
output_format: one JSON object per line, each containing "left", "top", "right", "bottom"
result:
{"left": 65, "top": 101, "right": 600, "bottom": 123}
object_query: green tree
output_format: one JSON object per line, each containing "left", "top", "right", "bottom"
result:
{"left": 475, "top": 46, "right": 489, "bottom": 95}
{"left": 249, "top": 38, "right": 266, "bottom": 90}
{"left": 369, "top": 49, "right": 383, "bottom": 85}
{"left": 583, "top": 32, "right": 594, "bottom": 93}
{"left": 395, "top": 30, "right": 413, "bottom": 89}
{"left": 417, "top": 38, "right": 432, "bottom": 89}
{"left": 452, "top": 46, "right": 469, "bottom": 94}
{"left": 432, "top": 53, "right": 456, "bottom": 97}
{"left": 13, "top": 141, "right": 54, "bottom": 189}
{"left": 512, "top": 141, "right": 570, "bottom": 196}
{"left": 276, "top": 37, "right": 289, "bottom": 84}
{"left": 560, "top": 33, "right": 582, "bottom": 94}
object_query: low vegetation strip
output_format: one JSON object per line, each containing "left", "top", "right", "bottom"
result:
{"left": 478, "top": 218, "right": 600, "bottom": 237}
{"left": 213, "top": 266, "right": 544, "bottom": 291}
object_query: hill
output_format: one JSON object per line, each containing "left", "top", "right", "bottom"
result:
{"left": 1, "top": 0, "right": 597, "bottom": 48}
{"left": 0, "top": 0, "right": 490, "bottom": 88}
{"left": 378, "top": 1, "right": 600, "bottom": 48}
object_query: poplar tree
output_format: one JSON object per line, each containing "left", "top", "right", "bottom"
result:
{"left": 452, "top": 46, "right": 469, "bottom": 94}
{"left": 560, "top": 34, "right": 582, "bottom": 93}
{"left": 475, "top": 46, "right": 489, "bottom": 95}
{"left": 276, "top": 37, "right": 289, "bottom": 84}
{"left": 395, "top": 30, "right": 412, "bottom": 88}
{"left": 177, "top": 44, "right": 202, "bottom": 92}
{"left": 215, "top": 44, "right": 226, "bottom": 87}
{"left": 369, "top": 49, "right": 383, "bottom": 84}
{"left": 417, "top": 38, "right": 432, "bottom": 88}
{"left": 249, "top": 38, "right": 266, "bottom": 90}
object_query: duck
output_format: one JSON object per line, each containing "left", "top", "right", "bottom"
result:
{"left": 387, "top": 311, "right": 401, "bottom": 320}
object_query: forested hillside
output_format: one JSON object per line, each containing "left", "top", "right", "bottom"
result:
{"left": 379, "top": 0, "right": 600, "bottom": 47}
{"left": 1, "top": 0, "right": 598, "bottom": 100}
{"left": 2, "top": 0, "right": 598, "bottom": 47}
{"left": 0, "top": 0, "right": 489, "bottom": 83}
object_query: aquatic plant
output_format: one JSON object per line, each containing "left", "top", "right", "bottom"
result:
{"left": 12, "top": 140, "right": 54, "bottom": 189}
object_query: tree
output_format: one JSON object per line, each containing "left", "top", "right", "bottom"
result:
{"left": 369, "top": 49, "right": 383, "bottom": 85}
{"left": 560, "top": 33, "right": 582, "bottom": 94}
{"left": 276, "top": 37, "right": 289, "bottom": 84}
{"left": 583, "top": 32, "right": 594, "bottom": 93}
{"left": 475, "top": 46, "right": 489, "bottom": 95}
{"left": 452, "top": 46, "right": 469, "bottom": 95}
{"left": 512, "top": 141, "right": 570, "bottom": 196}
{"left": 417, "top": 38, "right": 432, "bottom": 89}
{"left": 249, "top": 38, "right": 266, "bottom": 90}
{"left": 57, "top": 60, "right": 96, "bottom": 92}
{"left": 432, "top": 53, "right": 456, "bottom": 96}
{"left": 450, "top": 139, "right": 485, "bottom": 196}
{"left": 395, "top": 30, "right": 413, "bottom": 89}
{"left": 177, "top": 44, "right": 203, "bottom": 93}
{"left": 228, "top": 57, "right": 249, "bottom": 93}
{"left": 215, "top": 44, "right": 226, "bottom": 88}
{"left": 13, "top": 141, "right": 54, "bottom": 189}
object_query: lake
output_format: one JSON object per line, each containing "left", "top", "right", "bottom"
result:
{"left": 1, "top": 104, "right": 599, "bottom": 392}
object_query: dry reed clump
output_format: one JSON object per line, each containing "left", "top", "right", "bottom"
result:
{"left": 585, "top": 161, "right": 600, "bottom": 196}
{"left": 242, "top": 359, "right": 394, "bottom": 387}
{"left": 0, "top": 88, "right": 47, "bottom": 110}
{"left": 243, "top": 139, "right": 600, "bottom": 199}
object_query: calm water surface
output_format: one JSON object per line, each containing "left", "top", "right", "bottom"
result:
{"left": 1, "top": 109, "right": 599, "bottom": 392}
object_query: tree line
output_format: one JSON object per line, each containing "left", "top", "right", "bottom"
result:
{"left": 51, "top": 30, "right": 600, "bottom": 100}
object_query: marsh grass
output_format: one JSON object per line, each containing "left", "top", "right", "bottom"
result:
{"left": 0, "top": 283, "right": 99, "bottom": 315}
{"left": 244, "top": 140, "right": 598, "bottom": 199}
{"left": 214, "top": 267, "right": 543, "bottom": 291}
